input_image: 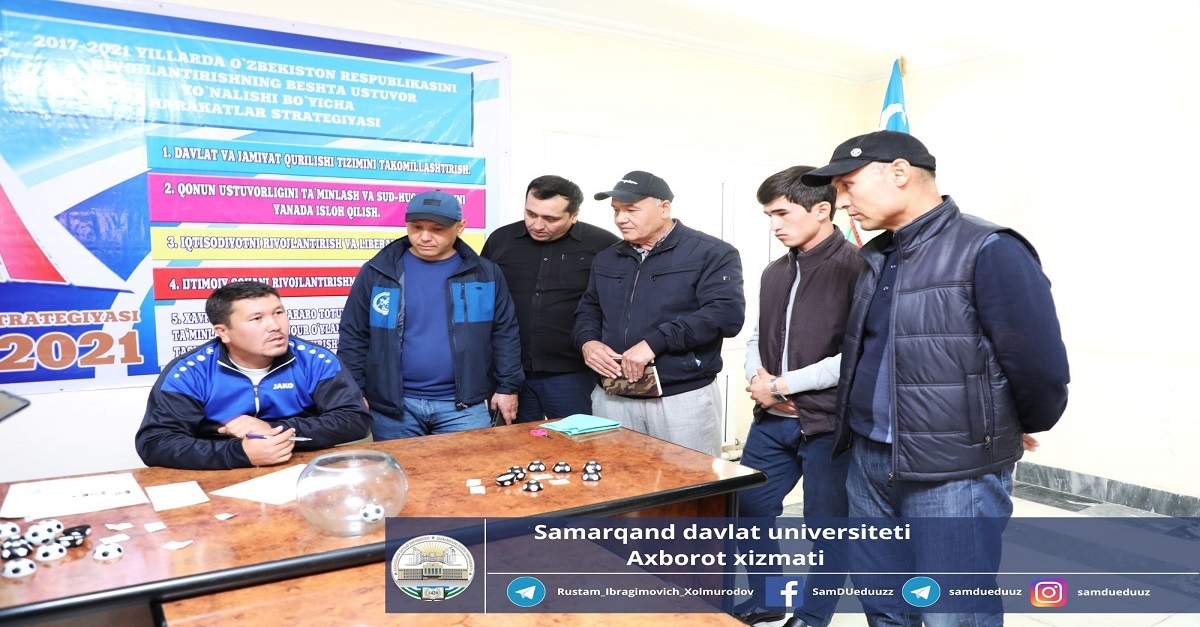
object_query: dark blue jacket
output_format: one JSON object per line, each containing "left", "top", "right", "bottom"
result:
{"left": 573, "top": 221, "right": 745, "bottom": 396}
{"left": 337, "top": 237, "right": 523, "bottom": 414}
{"left": 135, "top": 338, "right": 371, "bottom": 470}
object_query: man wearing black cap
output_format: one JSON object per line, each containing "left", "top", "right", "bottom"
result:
{"left": 338, "top": 190, "right": 523, "bottom": 440}
{"left": 802, "top": 131, "right": 1070, "bottom": 626}
{"left": 573, "top": 171, "right": 745, "bottom": 457}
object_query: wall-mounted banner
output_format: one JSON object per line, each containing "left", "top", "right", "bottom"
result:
{"left": 0, "top": 0, "right": 510, "bottom": 392}
{"left": 384, "top": 517, "right": 1200, "bottom": 615}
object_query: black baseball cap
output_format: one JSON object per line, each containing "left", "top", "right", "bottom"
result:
{"left": 594, "top": 170, "right": 674, "bottom": 202}
{"left": 801, "top": 131, "right": 936, "bottom": 186}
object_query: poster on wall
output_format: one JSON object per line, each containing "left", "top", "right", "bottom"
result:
{"left": 0, "top": 0, "right": 510, "bottom": 393}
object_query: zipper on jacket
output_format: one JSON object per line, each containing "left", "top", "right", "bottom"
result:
{"left": 453, "top": 282, "right": 466, "bottom": 409}
{"left": 622, "top": 259, "right": 645, "bottom": 348}
{"left": 218, "top": 354, "right": 293, "bottom": 419}
{"left": 887, "top": 471, "right": 894, "bottom": 488}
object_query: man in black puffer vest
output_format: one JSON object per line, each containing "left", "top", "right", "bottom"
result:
{"left": 802, "top": 132, "right": 1069, "bottom": 627}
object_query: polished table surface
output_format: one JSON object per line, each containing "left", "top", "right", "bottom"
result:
{"left": 0, "top": 424, "right": 763, "bottom": 622}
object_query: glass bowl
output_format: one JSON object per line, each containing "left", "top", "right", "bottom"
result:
{"left": 295, "top": 449, "right": 409, "bottom": 536}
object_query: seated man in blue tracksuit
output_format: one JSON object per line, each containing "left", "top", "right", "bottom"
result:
{"left": 337, "top": 190, "right": 524, "bottom": 439}
{"left": 136, "top": 281, "right": 371, "bottom": 470}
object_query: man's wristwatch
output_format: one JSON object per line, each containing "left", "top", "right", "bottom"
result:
{"left": 769, "top": 377, "right": 788, "bottom": 402}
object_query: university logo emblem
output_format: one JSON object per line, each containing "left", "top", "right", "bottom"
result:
{"left": 391, "top": 534, "right": 475, "bottom": 601}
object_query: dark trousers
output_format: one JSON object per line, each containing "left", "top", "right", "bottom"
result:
{"left": 515, "top": 370, "right": 598, "bottom": 423}
{"left": 737, "top": 414, "right": 850, "bottom": 627}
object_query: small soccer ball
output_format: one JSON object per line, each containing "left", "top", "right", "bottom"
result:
{"left": 552, "top": 462, "right": 572, "bottom": 473}
{"left": 57, "top": 532, "right": 86, "bottom": 548}
{"left": 508, "top": 466, "right": 527, "bottom": 480}
{"left": 582, "top": 471, "right": 601, "bottom": 482}
{"left": 92, "top": 543, "right": 124, "bottom": 561}
{"left": 583, "top": 461, "right": 602, "bottom": 473}
{"left": 359, "top": 504, "right": 385, "bottom": 524}
{"left": 523, "top": 480, "right": 543, "bottom": 492}
{"left": 40, "top": 519, "right": 64, "bottom": 537}
{"left": 495, "top": 472, "right": 517, "bottom": 486}
{"left": 24, "top": 523, "right": 53, "bottom": 546}
{"left": 0, "top": 522, "right": 20, "bottom": 540}
{"left": 34, "top": 544, "right": 67, "bottom": 562}
{"left": 2, "top": 538, "right": 32, "bottom": 560}
{"left": 527, "top": 461, "right": 546, "bottom": 472}
{"left": 2, "top": 558, "right": 37, "bottom": 579}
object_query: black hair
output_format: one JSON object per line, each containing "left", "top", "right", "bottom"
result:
{"left": 526, "top": 175, "right": 584, "bottom": 215}
{"left": 756, "top": 165, "right": 839, "bottom": 220}
{"left": 205, "top": 281, "right": 280, "bottom": 326}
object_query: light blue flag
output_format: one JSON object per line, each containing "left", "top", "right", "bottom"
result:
{"left": 878, "top": 58, "right": 909, "bottom": 133}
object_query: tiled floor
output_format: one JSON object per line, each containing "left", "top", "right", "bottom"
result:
{"left": 764, "top": 483, "right": 1200, "bottom": 627}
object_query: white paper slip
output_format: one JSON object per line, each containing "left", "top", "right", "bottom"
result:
{"left": 465, "top": 479, "right": 482, "bottom": 487}
{"left": 0, "top": 473, "right": 149, "bottom": 519}
{"left": 209, "top": 464, "right": 303, "bottom": 506}
{"left": 145, "top": 481, "right": 210, "bottom": 511}
{"left": 469, "top": 486, "right": 486, "bottom": 495}
{"left": 105, "top": 523, "right": 133, "bottom": 531}
{"left": 548, "top": 479, "right": 570, "bottom": 486}
{"left": 532, "top": 474, "right": 552, "bottom": 481}
{"left": 144, "top": 522, "right": 167, "bottom": 533}
{"left": 100, "top": 533, "right": 130, "bottom": 544}
{"left": 214, "top": 513, "right": 236, "bottom": 521}
{"left": 162, "top": 540, "right": 193, "bottom": 550}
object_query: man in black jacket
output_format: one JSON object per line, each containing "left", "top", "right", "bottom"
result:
{"left": 574, "top": 170, "right": 745, "bottom": 456}
{"left": 803, "top": 131, "right": 1070, "bottom": 626}
{"left": 482, "top": 175, "right": 619, "bottom": 422}
{"left": 734, "top": 166, "right": 862, "bottom": 627}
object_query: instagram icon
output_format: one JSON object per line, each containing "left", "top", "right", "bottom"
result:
{"left": 1031, "top": 578, "right": 1068, "bottom": 607}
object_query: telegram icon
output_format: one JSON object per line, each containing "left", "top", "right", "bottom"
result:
{"left": 507, "top": 576, "right": 546, "bottom": 607}
{"left": 902, "top": 576, "right": 941, "bottom": 608}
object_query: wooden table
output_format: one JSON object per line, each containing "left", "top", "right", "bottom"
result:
{"left": 0, "top": 424, "right": 763, "bottom": 625}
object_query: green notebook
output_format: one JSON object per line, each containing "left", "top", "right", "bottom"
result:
{"left": 544, "top": 414, "right": 621, "bottom": 435}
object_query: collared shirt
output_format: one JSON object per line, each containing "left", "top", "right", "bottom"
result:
{"left": 632, "top": 220, "right": 678, "bottom": 259}
{"left": 482, "top": 220, "right": 619, "bottom": 372}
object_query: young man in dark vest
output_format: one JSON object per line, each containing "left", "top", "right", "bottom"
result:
{"left": 735, "top": 166, "right": 863, "bottom": 627}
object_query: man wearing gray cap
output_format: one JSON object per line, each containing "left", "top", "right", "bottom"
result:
{"left": 338, "top": 190, "right": 523, "bottom": 440}
{"left": 802, "top": 131, "right": 1069, "bottom": 626}
{"left": 573, "top": 171, "right": 745, "bottom": 456}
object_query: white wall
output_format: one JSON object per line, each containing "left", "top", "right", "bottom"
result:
{"left": 898, "top": 19, "right": 1200, "bottom": 497}
{"left": 5, "top": 1, "right": 1196, "bottom": 500}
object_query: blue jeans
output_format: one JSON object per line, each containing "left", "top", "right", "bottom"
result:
{"left": 370, "top": 398, "right": 490, "bottom": 440}
{"left": 847, "top": 437, "right": 1013, "bottom": 627}
{"left": 737, "top": 414, "right": 850, "bottom": 627}
{"left": 515, "top": 370, "right": 598, "bottom": 423}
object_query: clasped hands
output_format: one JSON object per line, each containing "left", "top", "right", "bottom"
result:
{"left": 582, "top": 340, "right": 655, "bottom": 382}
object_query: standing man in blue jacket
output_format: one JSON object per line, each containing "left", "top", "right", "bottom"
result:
{"left": 136, "top": 281, "right": 371, "bottom": 470}
{"left": 340, "top": 187, "right": 523, "bottom": 437}
{"left": 338, "top": 190, "right": 523, "bottom": 440}
{"left": 574, "top": 171, "right": 745, "bottom": 457}
{"left": 802, "top": 131, "right": 1070, "bottom": 626}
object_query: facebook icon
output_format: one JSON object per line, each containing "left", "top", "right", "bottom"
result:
{"left": 765, "top": 576, "right": 805, "bottom": 608}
